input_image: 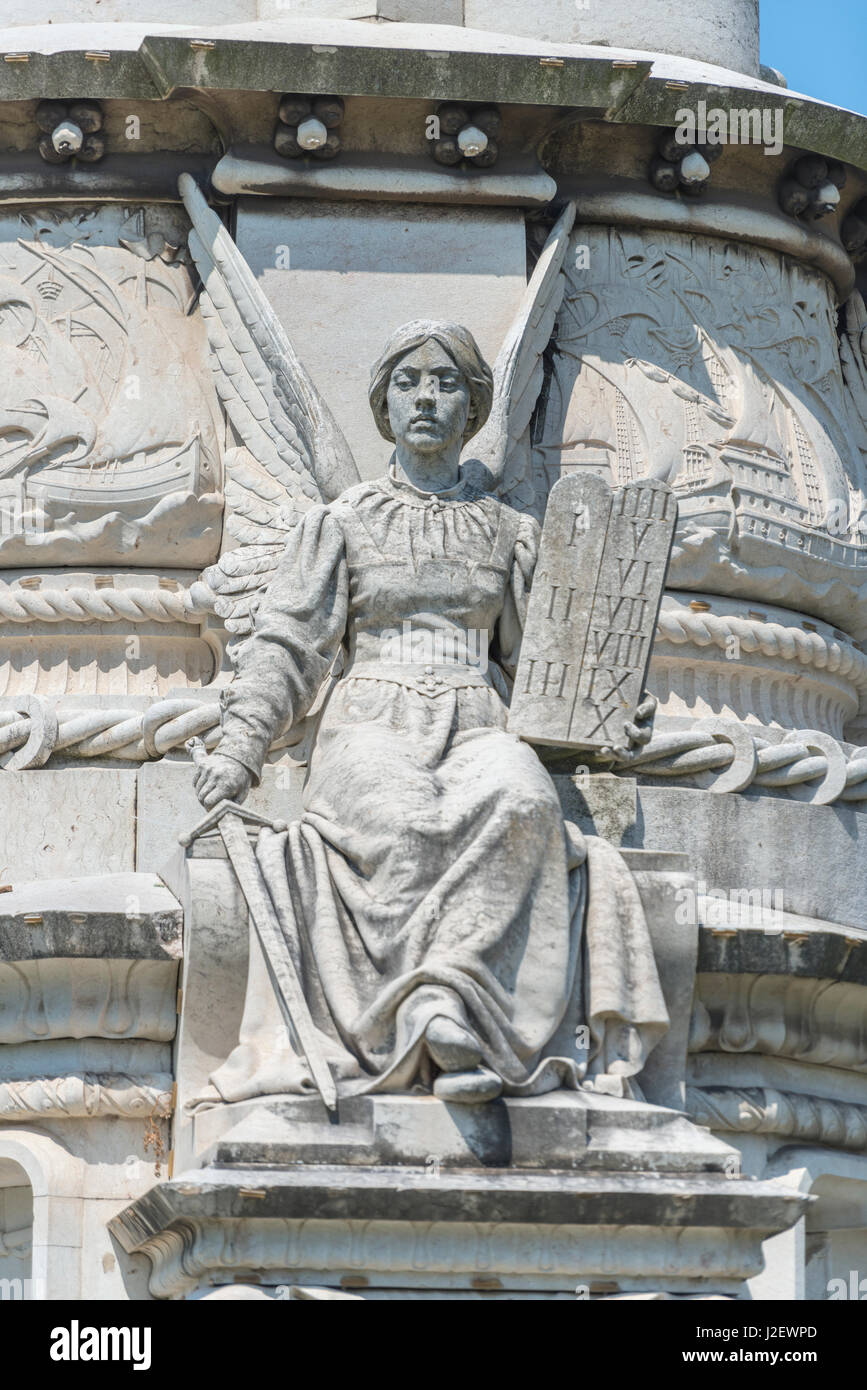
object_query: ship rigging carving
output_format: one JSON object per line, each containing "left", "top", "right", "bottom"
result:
{"left": 0, "top": 204, "right": 222, "bottom": 567}
{"left": 532, "top": 226, "right": 867, "bottom": 634}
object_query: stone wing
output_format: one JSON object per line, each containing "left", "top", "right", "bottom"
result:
{"left": 178, "top": 173, "right": 360, "bottom": 640}
{"left": 470, "top": 201, "right": 576, "bottom": 513}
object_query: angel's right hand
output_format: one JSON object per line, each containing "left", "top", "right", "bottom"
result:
{"left": 193, "top": 753, "right": 253, "bottom": 809}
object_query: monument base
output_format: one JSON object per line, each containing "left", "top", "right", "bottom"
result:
{"left": 190, "top": 1090, "right": 733, "bottom": 1172}
{"left": 111, "top": 1092, "right": 808, "bottom": 1299}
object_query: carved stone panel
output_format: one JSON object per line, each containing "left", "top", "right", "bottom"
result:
{"left": 508, "top": 475, "right": 675, "bottom": 748}
{"left": 0, "top": 204, "right": 223, "bottom": 568}
{"left": 533, "top": 226, "right": 867, "bottom": 637}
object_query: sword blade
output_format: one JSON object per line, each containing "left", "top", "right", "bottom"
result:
{"left": 217, "top": 811, "right": 338, "bottom": 1112}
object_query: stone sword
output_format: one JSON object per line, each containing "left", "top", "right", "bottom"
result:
{"left": 182, "top": 737, "right": 339, "bottom": 1113}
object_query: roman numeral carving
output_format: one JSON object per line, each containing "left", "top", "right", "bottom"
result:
{"left": 523, "top": 658, "right": 571, "bottom": 698}
{"left": 508, "top": 474, "right": 676, "bottom": 750}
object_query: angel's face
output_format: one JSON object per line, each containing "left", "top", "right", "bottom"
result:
{"left": 386, "top": 340, "right": 473, "bottom": 456}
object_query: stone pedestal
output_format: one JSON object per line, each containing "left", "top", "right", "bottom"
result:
{"left": 0, "top": 870, "right": 183, "bottom": 1298}
{"left": 110, "top": 1090, "right": 807, "bottom": 1299}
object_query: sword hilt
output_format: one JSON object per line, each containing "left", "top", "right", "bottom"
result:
{"left": 186, "top": 736, "right": 209, "bottom": 769}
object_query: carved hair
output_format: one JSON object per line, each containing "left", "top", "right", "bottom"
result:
{"left": 368, "top": 320, "right": 494, "bottom": 443}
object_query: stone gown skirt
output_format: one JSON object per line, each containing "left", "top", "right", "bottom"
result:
{"left": 203, "top": 674, "right": 669, "bottom": 1104}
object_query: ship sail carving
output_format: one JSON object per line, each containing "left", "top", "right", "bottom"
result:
{"left": 0, "top": 204, "right": 223, "bottom": 566}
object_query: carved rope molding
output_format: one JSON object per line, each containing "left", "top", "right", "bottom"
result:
{"left": 0, "top": 697, "right": 222, "bottom": 765}
{"left": 0, "top": 601, "right": 865, "bottom": 800}
{"left": 0, "top": 1074, "right": 173, "bottom": 1121}
{"left": 609, "top": 606, "right": 867, "bottom": 803}
{"left": 655, "top": 607, "right": 867, "bottom": 691}
{"left": 607, "top": 725, "right": 867, "bottom": 803}
{"left": 0, "top": 582, "right": 214, "bottom": 626}
{"left": 687, "top": 1085, "right": 867, "bottom": 1153}
{"left": 0, "top": 695, "right": 866, "bottom": 802}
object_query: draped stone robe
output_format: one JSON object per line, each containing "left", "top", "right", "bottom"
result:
{"left": 202, "top": 467, "right": 668, "bottom": 1104}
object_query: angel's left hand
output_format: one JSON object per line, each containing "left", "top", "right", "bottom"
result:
{"left": 600, "top": 692, "right": 657, "bottom": 763}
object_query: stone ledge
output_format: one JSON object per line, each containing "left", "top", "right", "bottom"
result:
{"left": 0, "top": 872, "right": 183, "bottom": 961}
{"left": 191, "top": 1090, "right": 734, "bottom": 1173}
{"left": 0, "top": 23, "right": 862, "bottom": 170}
{"left": 109, "top": 1161, "right": 810, "bottom": 1297}
{"left": 115, "top": 1162, "right": 807, "bottom": 1234}
{"left": 697, "top": 914, "right": 867, "bottom": 984}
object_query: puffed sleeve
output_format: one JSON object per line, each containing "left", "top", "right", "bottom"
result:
{"left": 216, "top": 504, "right": 348, "bottom": 782}
{"left": 496, "top": 510, "right": 540, "bottom": 682}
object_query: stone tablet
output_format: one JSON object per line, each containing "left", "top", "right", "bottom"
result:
{"left": 508, "top": 474, "right": 676, "bottom": 750}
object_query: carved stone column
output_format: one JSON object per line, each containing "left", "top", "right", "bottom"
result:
{"left": 537, "top": 117, "right": 867, "bottom": 749}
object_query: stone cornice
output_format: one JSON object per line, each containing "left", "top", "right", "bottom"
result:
{"left": 109, "top": 1162, "right": 808, "bottom": 1297}
{"left": 0, "top": 22, "right": 863, "bottom": 172}
{"left": 696, "top": 918, "right": 867, "bottom": 983}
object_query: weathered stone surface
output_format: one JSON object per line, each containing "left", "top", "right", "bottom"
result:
{"left": 554, "top": 771, "right": 638, "bottom": 845}
{"left": 191, "top": 1088, "right": 735, "bottom": 1173}
{"left": 234, "top": 199, "right": 528, "bottom": 479}
{"left": 185, "top": 248, "right": 672, "bottom": 1112}
{"left": 0, "top": 769, "right": 136, "bottom": 882}
{"left": 509, "top": 475, "right": 676, "bottom": 749}
{"left": 169, "top": 855, "right": 251, "bottom": 1174}
{"left": 0, "top": 204, "right": 221, "bottom": 569}
{"left": 0, "top": 577, "right": 217, "bottom": 702}
{"left": 136, "top": 760, "right": 306, "bottom": 876}
{"left": 0, "top": 956, "right": 178, "bottom": 1043}
{"left": 2, "top": 0, "right": 864, "bottom": 1310}
{"left": 464, "top": 0, "right": 761, "bottom": 74}
{"left": 697, "top": 914, "right": 867, "bottom": 984}
{"left": 0, "top": 872, "right": 181, "bottom": 1049}
{"left": 0, "top": 872, "right": 182, "bottom": 961}
{"left": 109, "top": 1159, "right": 808, "bottom": 1299}
{"left": 631, "top": 785, "right": 867, "bottom": 931}
{"left": 621, "top": 850, "right": 697, "bottom": 1113}
{"left": 542, "top": 224, "right": 867, "bottom": 636}
{"left": 0, "top": 1073, "right": 173, "bottom": 1122}
{"left": 122, "top": 1162, "right": 802, "bottom": 1234}
{"left": 0, "top": 1038, "right": 169, "bottom": 1082}
{"left": 650, "top": 591, "right": 867, "bottom": 742}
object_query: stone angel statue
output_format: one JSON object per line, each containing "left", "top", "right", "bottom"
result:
{"left": 180, "top": 175, "right": 668, "bottom": 1107}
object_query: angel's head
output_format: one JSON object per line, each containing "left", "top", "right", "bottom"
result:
{"left": 368, "top": 321, "right": 493, "bottom": 460}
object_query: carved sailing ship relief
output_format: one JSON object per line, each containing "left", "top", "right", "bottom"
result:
{"left": 0, "top": 204, "right": 222, "bottom": 567}
{"left": 534, "top": 226, "right": 867, "bottom": 633}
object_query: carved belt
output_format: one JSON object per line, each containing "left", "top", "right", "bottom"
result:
{"left": 343, "top": 660, "right": 496, "bottom": 697}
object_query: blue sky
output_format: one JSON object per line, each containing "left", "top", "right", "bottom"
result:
{"left": 761, "top": 0, "right": 866, "bottom": 114}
